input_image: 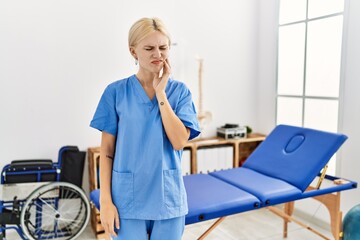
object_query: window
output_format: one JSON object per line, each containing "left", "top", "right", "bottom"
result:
{"left": 277, "top": 0, "right": 345, "bottom": 175}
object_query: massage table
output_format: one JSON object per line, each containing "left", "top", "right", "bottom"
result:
{"left": 90, "top": 125, "right": 357, "bottom": 239}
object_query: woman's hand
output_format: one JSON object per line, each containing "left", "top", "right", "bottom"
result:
{"left": 100, "top": 201, "right": 120, "bottom": 237}
{"left": 153, "top": 59, "right": 171, "bottom": 94}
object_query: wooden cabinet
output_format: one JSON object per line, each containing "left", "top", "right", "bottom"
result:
{"left": 87, "top": 147, "right": 110, "bottom": 240}
{"left": 87, "top": 133, "right": 265, "bottom": 239}
{"left": 184, "top": 133, "right": 266, "bottom": 174}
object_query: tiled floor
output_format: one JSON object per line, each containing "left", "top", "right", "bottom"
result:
{"left": 5, "top": 208, "right": 332, "bottom": 239}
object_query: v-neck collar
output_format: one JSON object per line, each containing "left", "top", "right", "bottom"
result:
{"left": 131, "top": 75, "right": 158, "bottom": 106}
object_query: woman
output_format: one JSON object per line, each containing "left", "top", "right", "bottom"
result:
{"left": 90, "top": 17, "right": 200, "bottom": 240}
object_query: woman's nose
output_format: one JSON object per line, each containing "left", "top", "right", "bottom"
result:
{"left": 153, "top": 48, "right": 161, "bottom": 58}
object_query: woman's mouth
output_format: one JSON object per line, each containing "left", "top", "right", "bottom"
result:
{"left": 151, "top": 60, "right": 163, "bottom": 65}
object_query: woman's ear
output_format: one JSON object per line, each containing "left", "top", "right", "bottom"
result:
{"left": 129, "top": 47, "right": 137, "bottom": 60}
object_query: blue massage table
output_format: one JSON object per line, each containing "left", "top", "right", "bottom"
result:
{"left": 90, "top": 125, "right": 357, "bottom": 239}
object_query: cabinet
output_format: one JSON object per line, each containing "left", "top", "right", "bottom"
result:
{"left": 87, "top": 133, "right": 265, "bottom": 239}
{"left": 87, "top": 147, "right": 109, "bottom": 240}
{"left": 184, "top": 133, "right": 266, "bottom": 174}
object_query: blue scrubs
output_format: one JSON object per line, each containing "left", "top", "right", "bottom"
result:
{"left": 90, "top": 75, "right": 200, "bottom": 221}
{"left": 115, "top": 216, "right": 185, "bottom": 240}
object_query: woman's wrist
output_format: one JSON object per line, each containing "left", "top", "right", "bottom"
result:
{"left": 156, "top": 91, "right": 167, "bottom": 102}
{"left": 100, "top": 194, "right": 113, "bottom": 205}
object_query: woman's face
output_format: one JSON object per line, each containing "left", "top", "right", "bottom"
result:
{"left": 132, "top": 31, "right": 170, "bottom": 74}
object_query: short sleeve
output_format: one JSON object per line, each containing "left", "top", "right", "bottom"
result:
{"left": 176, "top": 85, "right": 201, "bottom": 140}
{"left": 90, "top": 85, "right": 118, "bottom": 136}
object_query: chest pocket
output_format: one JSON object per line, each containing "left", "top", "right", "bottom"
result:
{"left": 163, "top": 169, "right": 184, "bottom": 208}
{"left": 112, "top": 171, "right": 134, "bottom": 210}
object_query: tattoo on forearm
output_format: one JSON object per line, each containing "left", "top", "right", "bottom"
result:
{"left": 106, "top": 155, "right": 114, "bottom": 160}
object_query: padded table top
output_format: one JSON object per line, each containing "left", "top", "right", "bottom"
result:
{"left": 184, "top": 173, "right": 260, "bottom": 224}
{"left": 210, "top": 167, "right": 302, "bottom": 206}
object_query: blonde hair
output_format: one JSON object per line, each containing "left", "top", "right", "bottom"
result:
{"left": 128, "top": 17, "right": 171, "bottom": 48}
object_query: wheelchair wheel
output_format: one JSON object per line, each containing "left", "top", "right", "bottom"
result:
{"left": 20, "top": 182, "right": 90, "bottom": 240}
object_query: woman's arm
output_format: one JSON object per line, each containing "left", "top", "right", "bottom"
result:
{"left": 99, "top": 131, "right": 120, "bottom": 236}
{"left": 156, "top": 91, "right": 190, "bottom": 150}
{"left": 154, "top": 60, "right": 190, "bottom": 150}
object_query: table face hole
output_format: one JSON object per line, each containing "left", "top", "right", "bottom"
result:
{"left": 284, "top": 134, "right": 305, "bottom": 153}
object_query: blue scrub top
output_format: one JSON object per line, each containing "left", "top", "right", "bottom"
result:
{"left": 90, "top": 75, "right": 201, "bottom": 220}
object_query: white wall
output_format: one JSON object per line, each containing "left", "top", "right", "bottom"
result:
{"left": 0, "top": 0, "right": 259, "bottom": 190}
{"left": 256, "top": 0, "right": 278, "bottom": 134}
{"left": 339, "top": 0, "right": 360, "bottom": 214}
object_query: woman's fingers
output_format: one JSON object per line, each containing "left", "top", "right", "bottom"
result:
{"left": 103, "top": 217, "right": 118, "bottom": 237}
{"left": 163, "top": 58, "right": 171, "bottom": 76}
{"left": 108, "top": 222, "right": 117, "bottom": 237}
{"left": 100, "top": 205, "right": 120, "bottom": 237}
{"left": 115, "top": 211, "right": 120, "bottom": 230}
{"left": 155, "top": 60, "right": 170, "bottom": 89}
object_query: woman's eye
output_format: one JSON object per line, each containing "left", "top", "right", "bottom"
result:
{"left": 144, "top": 46, "right": 167, "bottom": 51}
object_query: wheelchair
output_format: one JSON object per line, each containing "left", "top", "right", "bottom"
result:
{"left": 0, "top": 146, "right": 90, "bottom": 240}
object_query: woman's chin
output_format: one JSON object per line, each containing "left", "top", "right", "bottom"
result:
{"left": 152, "top": 67, "right": 163, "bottom": 74}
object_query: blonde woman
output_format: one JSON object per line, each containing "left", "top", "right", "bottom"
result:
{"left": 90, "top": 17, "right": 200, "bottom": 240}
